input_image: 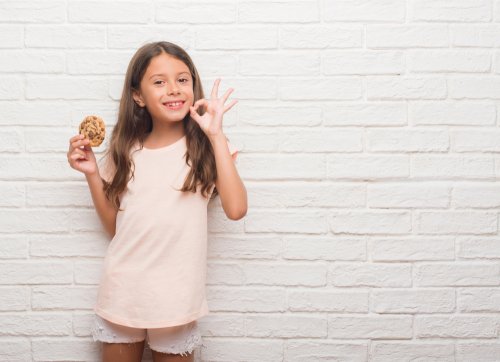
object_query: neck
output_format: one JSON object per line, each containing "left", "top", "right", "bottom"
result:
{"left": 145, "top": 120, "right": 185, "bottom": 148}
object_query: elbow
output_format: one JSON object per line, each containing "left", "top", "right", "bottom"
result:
{"left": 227, "top": 205, "right": 248, "bottom": 221}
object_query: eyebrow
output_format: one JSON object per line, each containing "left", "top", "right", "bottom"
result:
{"left": 149, "top": 72, "right": 191, "bottom": 79}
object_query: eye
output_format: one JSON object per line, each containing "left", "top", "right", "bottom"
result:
{"left": 154, "top": 80, "right": 164, "bottom": 85}
{"left": 179, "top": 78, "right": 189, "bottom": 83}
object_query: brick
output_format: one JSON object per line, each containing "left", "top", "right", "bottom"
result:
{"left": 208, "top": 287, "right": 285, "bottom": 312}
{"left": 368, "top": 183, "right": 449, "bottom": 208}
{"left": 281, "top": 25, "right": 362, "bottom": 49}
{"left": 329, "top": 263, "right": 412, "bottom": 287}
{"left": 324, "top": 102, "right": 407, "bottom": 126}
{"left": 411, "top": 155, "right": 494, "bottom": 179}
{"left": 410, "top": 101, "right": 496, "bottom": 126}
{"left": 411, "top": 0, "right": 491, "bottom": 22}
{"left": 242, "top": 262, "right": 326, "bottom": 286}
{"left": 245, "top": 314, "right": 327, "bottom": 337}
{"left": 372, "top": 342, "right": 454, "bottom": 362}
{"left": 156, "top": 1, "right": 236, "bottom": 24}
{"left": 0, "top": 236, "right": 28, "bottom": 259}
{"left": 369, "top": 236, "right": 455, "bottom": 261}
{"left": 26, "top": 76, "right": 108, "bottom": 100}
{"left": 458, "top": 288, "right": 500, "bottom": 312}
{"left": 32, "top": 339, "right": 99, "bottom": 361}
{"left": 366, "top": 76, "right": 447, "bottom": 100}
{"left": 29, "top": 234, "right": 108, "bottom": 258}
{"left": 68, "top": 1, "right": 150, "bottom": 23}
{"left": 240, "top": 52, "right": 319, "bottom": 75}
{"left": 329, "top": 210, "right": 411, "bottom": 235}
{"left": 281, "top": 78, "right": 362, "bottom": 100}
{"left": 284, "top": 236, "right": 366, "bottom": 261}
{"left": 415, "top": 263, "right": 500, "bottom": 286}
{"left": 323, "top": 50, "right": 404, "bottom": 75}
{"left": 239, "top": 1, "right": 318, "bottom": 23}
{"left": 26, "top": 25, "right": 105, "bottom": 48}
{"left": 0, "top": 287, "right": 30, "bottom": 311}
{"left": 416, "top": 315, "right": 497, "bottom": 338}
{"left": 367, "top": 25, "right": 449, "bottom": 48}
{"left": 0, "top": 76, "right": 23, "bottom": 100}
{"left": 457, "top": 236, "right": 500, "bottom": 259}
{"left": 327, "top": 155, "right": 409, "bottom": 180}
{"left": 408, "top": 50, "right": 491, "bottom": 73}
{"left": 327, "top": 315, "right": 412, "bottom": 339}
{"left": 0, "top": 1, "right": 65, "bottom": 23}
{"left": 452, "top": 25, "right": 500, "bottom": 47}
{"left": 0, "top": 262, "right": 73, "bottom": 284}
{"left": 288, "top": 289, "right": 368, "bottom": 312}
{"left": 372, "top": 288, "right": 455, "bottom": 313}
{"left": 367, "top": 129, "right": 449, "bottom": 152}
{"left": 324, "top": 0, "right": 405, "bottom": 22}
{"left": 245, "top": 210, "right": 327, "bottom": 233}
{"left": 239, "top": 104, "right": 321, "bottom": 126}
{"left": 286, "top": 341, "right": 368, "bottom": 362}
{"left": 457, "top": 342, "right": 500, "bottom": 361}
{"left": 195, "top": 26, "right": 277, "bottom": 49}
{"left": 32, "top": 286, "right": 96, "bottom": 310}
{"left": 108, "top": 26, "right": 192, "bottom": 49}
{"left": 0, "top": 25, "right": 24, "bottom": 48}
{"left": 416, "top": 211, "right": 497, "bottom": 234}
{"left": 0, "top": 182, "right": 25, "bottom": 207}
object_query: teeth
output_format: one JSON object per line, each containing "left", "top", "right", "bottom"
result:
{"left": 166, "top": 102, "right": 182, "bottom": 106}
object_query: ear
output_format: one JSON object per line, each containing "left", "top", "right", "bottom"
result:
{"left": 132, "top": 90, "right": 145, "bottom": 107}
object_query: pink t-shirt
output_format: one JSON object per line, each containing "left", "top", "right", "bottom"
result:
{"left": 93, "top": 135, "right": 238, "bottom": 328}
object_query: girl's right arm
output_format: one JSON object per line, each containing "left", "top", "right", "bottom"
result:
{"left": 67, "top": 134, "right": 118, "bottom": 239}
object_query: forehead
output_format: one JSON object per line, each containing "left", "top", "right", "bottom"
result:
{"left": 145, "top": 53, "right": 190, "bottom": 76}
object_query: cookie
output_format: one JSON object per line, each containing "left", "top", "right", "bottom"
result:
{"left": 79, "top": 115, "right": 105, "bottom": 147}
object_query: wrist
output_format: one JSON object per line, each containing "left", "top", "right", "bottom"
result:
{"left": 85, "top": 171, "right": 101, "bottom": 182}
{"left": 207, "top": 131, "right": 226, "bottom": 144}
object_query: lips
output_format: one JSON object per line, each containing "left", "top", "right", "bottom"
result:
{"left": 163, "top": 100, "right": 185, "bottom": 110}
{"left": 164, "top": 100, "right": 185, "bottom": 106}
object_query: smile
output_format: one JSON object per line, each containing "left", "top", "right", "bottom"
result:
{"left": 163, "top": 101, "right": 185, "bottom": 110}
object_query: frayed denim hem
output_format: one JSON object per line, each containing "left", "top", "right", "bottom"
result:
{"left": 148, "top": 327, "right": 205, "bottom": 356}
{"left": 91, "top": 317, "right": 145, "bottom": 344}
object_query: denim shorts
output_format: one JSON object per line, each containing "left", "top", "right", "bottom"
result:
{"left": 91, "top": 314, "right": 205, "bottom": 356}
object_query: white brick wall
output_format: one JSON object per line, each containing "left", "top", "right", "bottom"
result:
{"left": 1, "top": 0, "right": 500, "bottom": 361}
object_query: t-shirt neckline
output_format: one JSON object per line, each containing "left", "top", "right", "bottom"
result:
{"left": 141, "top": 135, "right": 186, "bottom": 152}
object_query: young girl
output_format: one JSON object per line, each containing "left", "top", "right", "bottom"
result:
{"left": 66, "top": 41, "right": 247, "bottom": 362}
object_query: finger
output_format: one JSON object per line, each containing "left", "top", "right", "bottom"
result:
{"left": 189, "top": 106, "right": 202, "bottom": 123}
{"left": 221, "top": 87, "right": 234, "bottom": 104}
{"left": 191, "top": 98, "right": 207, "bottom": 113}
{"left": 71, "top": 138, "right": 90, "bottom": 150}
{"left": 70, "top": 134, "right": 84, "bottom": 144}
{"left": 211, "top": 78, "right": 220, "bottom": 102}
{"left": 70, "top": 153, "right": 85, "bottom": 162}
{"left": 223, "top": 99, "right": 238, "bottom": 113}
{"left": 73, "top": 148, "right": 87, "bottom": 158}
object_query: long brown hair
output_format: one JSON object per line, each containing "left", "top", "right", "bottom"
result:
{"left": 101, "top": 41, "right": 219, "bottom": 210}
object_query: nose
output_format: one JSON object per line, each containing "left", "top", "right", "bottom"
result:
{"left": 167, "top": 82, "right": 180, "bottom": 95}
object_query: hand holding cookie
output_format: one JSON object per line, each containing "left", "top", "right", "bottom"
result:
{"left": 67, "top": 115, "right": 105, "bottom": 175}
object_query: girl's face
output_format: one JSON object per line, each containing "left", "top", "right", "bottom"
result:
{"left": 133, "top": 52, "right": 194, "bottom": 125}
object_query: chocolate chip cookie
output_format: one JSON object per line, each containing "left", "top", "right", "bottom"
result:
{"left": 79, "top": 115, "right": 105, "bottom": 147}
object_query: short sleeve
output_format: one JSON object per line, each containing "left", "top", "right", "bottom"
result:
{"left": 97, "top": 153, "right": 115, "bottom": 183}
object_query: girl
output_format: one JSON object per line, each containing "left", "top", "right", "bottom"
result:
{"left": 67, "top": 41, "right": 247, "bottom": 362}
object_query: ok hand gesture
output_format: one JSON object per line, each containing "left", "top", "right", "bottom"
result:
{"left": 189, "top": 78, "right": 238, "bottom": 138}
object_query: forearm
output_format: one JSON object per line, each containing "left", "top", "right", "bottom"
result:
{"left": 210, "top": 133, "right": 247, "bottom": 219}
{"left": 85, "top": 172, "right": 117, "bottom": 238}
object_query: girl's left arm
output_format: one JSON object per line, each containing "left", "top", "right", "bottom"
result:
{"left": 189, "top": 78, "right": 247, "bottom": 220}
{"left": 209, "top": 132, "right": 247, "bottom": 220}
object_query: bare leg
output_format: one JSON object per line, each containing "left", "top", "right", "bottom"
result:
{"left": 152, "top": 350, "right": 194, "bottom": 362}
{"left": 102, "top": 341, "right": 145, "bottom": 362}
